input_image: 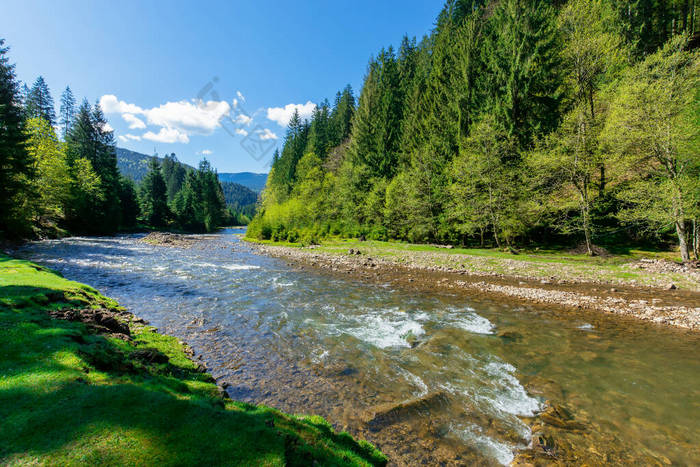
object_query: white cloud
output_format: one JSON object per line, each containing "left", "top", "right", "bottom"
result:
{"left": 117, "top": 133, "right": 142, "bottom": 143}
{"left": 236, "top": 90, "right": 245, "bottom": 102}
{"left": 143, "top": 128, "right": 189, "bottom": 144}
{"left": 100, "top": 95, "right": 143, "bottom": 114}
{"left": 234, "top": 113, "right": 252, "bottom": 126}
{"left": 102, "top": 122, "right": 114, "bottom": 132}
{"left": 100, "top": 94, "right": 232, "bottom": 145}
{"left": 257, "top": 128, "right": 278, "bottom": 140}
{"left": 266, "top": 101, "right": 316, "bottom": 127}
{"left": 146, "top": 100, "right": 230, "bottom": 134}
{"left": 122, "top": 113, "right": 146, "bottom": 130}
{"left": 235, "top": 128, "right": 249, "bottom": 136}
{"left": 198, "top": 149, "right": 213, "bottom": 155}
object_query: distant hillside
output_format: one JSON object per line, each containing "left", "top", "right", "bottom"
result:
{"left": 218, "top": 172, "right": 267, "bottom": 192}
{"left": 116, "top": 148, "right": 267, "bottom": 192}
{"left": 116, "top": 148, "right": 195, "bottom": 183}
{"left": 116, "top": 147, "right": 259, "bottom": 214}
{"left": 221, "top": 181, "right": 258, "bottom": 218}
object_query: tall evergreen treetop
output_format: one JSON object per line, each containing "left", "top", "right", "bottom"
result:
{"left": 25, "top": 76, "right": 56, "bottom": 126}
{"left": 59, "top": 86, "right": 76, "bottom": 139}
{"left": 484, "top": 0, "right": 563, "bottom": 147}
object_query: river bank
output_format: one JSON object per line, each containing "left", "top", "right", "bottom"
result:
{"left": 0, "top": 253, "right": 386, "bottom": 466}
{"left": 247, "top": 238, "right": 700, "bottom": 332}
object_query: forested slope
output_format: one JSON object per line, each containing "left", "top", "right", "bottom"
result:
{"left": 248, "top": 0, "right": 700, "bottom": 261}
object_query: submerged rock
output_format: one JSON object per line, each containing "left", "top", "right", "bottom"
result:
{"left": 539, "top": 403, "right": 586, "bottom": 431}
{"left": 361, "top": 391, "right": 451, "bottom": 431}
{"left": 497, "top": 329, "right": 523, "bottom": 341}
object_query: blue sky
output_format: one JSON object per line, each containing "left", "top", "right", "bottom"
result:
{"left": 1, "top": 1, "right": 443, "bottom": 173}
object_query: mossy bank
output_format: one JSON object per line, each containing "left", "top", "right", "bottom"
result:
{"left": 0, "top": 253, "right": 386, "bottom": 466}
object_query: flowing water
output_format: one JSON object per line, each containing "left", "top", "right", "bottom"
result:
{"left": 15, "top": 229, "right": 700, "bottom": 465}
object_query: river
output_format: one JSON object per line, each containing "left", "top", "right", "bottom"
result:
{"left": 15, "top": 229, "right": 700, "bottom": 465}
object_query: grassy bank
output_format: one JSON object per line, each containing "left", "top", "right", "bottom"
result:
{"left": 244, "top": 236, "right": 698, "bottom": 291}
{"left": 0, "top": 254, "right": 386, "bottom": 466}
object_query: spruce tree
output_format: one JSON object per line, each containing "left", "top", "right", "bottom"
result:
{"left": 64, "top": 100, "right": 121, "bottom": 233}
{"left": 161, "top": 153, "right": 187, "bottom": 201}
{"left": 59, "top": 86, "right": 76, "bottom": 139}
{"left": 196, "top": 159, "right": 226, "bottom": 232}
{"left": 305, "top": 100, "right": 331, "bottom": 159}
{"left": 25, "top": 76, "right": 56, "bottom": 126}
{"left": 91, "top": 99, "right": 121, "bottom": 231}
{"left": 140, "top": 158, "right": 169, "bottom": 227}
{"left": 484, "top": 0, "right": 563, "bottom": 147}
{"left": 0, "top": 39, "right": 32, "bottom": 238}
{"left": 118, "top": 176, "right": 140, "bottom": 227}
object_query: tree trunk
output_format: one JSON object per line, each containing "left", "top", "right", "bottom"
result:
{"left": 676, "top": 219, "right": 691, "bottom": 262}
{"left": 693, "top": 219, "right": 700, "bottom": 261}
{"left": 582, "top": 204, "right": 593, "bottom": 256}
{"left": 493, "top": 227, "right": 502, "bottom": 249}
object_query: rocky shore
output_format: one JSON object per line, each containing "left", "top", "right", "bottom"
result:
{"left": 250, "top": 243, "right": 700, "bottom": 332}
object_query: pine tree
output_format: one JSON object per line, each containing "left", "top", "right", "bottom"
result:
{"left": 172, "top": 171, "right": 200, "bottom": 231}
{"left": 91, "top": 99, "right": 121, "bottom": 231}
{"left": 348, "top": 49, "right": 404, "bottom": 180}
{"left": 196, "top": 159, "right": 226, "bottom": 232}
{"left": 161, "top": 153, "right": 187, "bottom": 201}
{"left": 25, "top": 76, "right": 56, "bottom": 126}
{"left": 59, "top": 86, "right": 76, "bottom": 139}
{"left": 140, "top": 158, "right": 169, "bottom": 227}
{"left": 0, "top": 39, "right": 32, "bottom": 238}
{"left": 305, "top": 100, "right": 331, "bottom": 159}
{"left": 63, "top": 99, "right": 121, "bottom": 233}
{"left": 118, "top": 176, "right": 140, "bottom": 228}
{"left": 484, "top": 0, "right": 563, "bottom": 147}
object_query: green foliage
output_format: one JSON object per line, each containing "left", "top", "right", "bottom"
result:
{"left": 170, "top": 159, "right": 227, "bottom": 232}
{"left": 24, "top": 117, "right": 71, "bottom": 225}
{"left": 139, "top": 158, "right": 170, "bottom": 227}
{"left": 160, "top": 152, "right": 187, "bottom": 201}
{"left": 63, "top": 100, "right": 122, "bottom": 234}
{"left": 483, "top": 0, "right": 563, "bottom": 147}
{"left": 117, "top": 176, "right": 140, "bottom": 228}
{"left": 0, "top": 39, "right": 33, "bottom": 239}
{"left": 59, "top": 86, "right": 75, "bottom": 139}
{"left": 602, "top": 36, "right": 700, "bottom": 259}
{"left": 248, "top": 0, "right": 700, "bottom": 261}
{"left": 24, "top": 76, "right": 55, "bottom": 126}
{"left": 220, "top": 181, "right": 258, "bottom": 221}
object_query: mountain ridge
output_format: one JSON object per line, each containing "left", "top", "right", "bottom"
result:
{"left": 115, "top": 147, "right": 267, "bottom": 192}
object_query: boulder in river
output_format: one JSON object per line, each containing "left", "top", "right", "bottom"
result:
{"left": 361, "top": 391, "right": 451, "bottom": 431}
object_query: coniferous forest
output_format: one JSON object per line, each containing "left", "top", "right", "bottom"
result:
{"left": 0, "top": 41, "right": 242, "bottom": 238}
{"left": 248, "top": 0, "right": 700, "bottom": 261}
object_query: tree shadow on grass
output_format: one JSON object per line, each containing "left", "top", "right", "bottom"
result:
{"left": 0, "top": 304, "right": 386, "bottom": 466}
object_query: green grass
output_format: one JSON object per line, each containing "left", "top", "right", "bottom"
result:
{"left": 0, "top": 254, "right": 386, "bottom": 466}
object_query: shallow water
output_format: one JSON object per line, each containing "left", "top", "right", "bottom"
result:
{"left": 16, "top": 229, "right": 700, "bottom": 465}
